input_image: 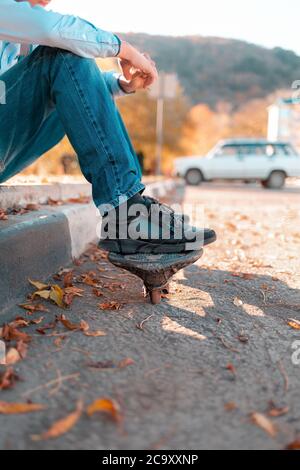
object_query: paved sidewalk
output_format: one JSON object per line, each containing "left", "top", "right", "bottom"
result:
{"left": 0, "top": 183, "right": 299, "bottom": 450}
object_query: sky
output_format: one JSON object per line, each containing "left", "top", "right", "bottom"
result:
{"left": 51, "top": 0, "right": 300, "bottom": 56}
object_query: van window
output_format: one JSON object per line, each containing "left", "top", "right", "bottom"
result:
{"left": 217, "top": 145, "right": 239, "bottom": 156}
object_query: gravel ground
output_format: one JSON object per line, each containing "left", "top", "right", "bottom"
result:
{"left": 0, "top": 182, "right": 300, "bottom": 450}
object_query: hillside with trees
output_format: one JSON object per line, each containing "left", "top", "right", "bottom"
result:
{"left": 119, "top": 33, "right": 300, "bottom": 109}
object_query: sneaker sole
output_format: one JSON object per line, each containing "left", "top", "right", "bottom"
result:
{"left": 99, "top": 232, "right": 217, "bottom": 255}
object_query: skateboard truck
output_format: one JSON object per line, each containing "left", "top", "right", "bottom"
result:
{"left": 108, "top": 250, "right": 203, "bottom": 305}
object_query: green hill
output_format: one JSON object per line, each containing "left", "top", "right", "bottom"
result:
{"left": 119, "top": 33, "right": 300, "bottom": 108}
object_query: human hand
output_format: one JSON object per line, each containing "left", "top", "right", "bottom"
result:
{"left": 117, "top": 42, "right": 158, "bottom": 88}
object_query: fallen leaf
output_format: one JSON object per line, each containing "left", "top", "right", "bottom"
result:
{"left": 33, "top": 290, "right": 51, "bottom": 301}
{"left": 64, "top": 287, "right": 84, "bottom": 297}
{"left": 0, "top": 368, "right": 19, "bottom": 390}
{"left": 9, "top": 318, "right": 29, "bottom": 329}
{"left": 29, "top": 279, "right": 49, "bottom": 291}
{"left": 63, "top": 271, "right": 74, "bottom": 288}
{"left": 36, "top": 321, "right": 58, "bottom": 335}
{"left": 268, "top": 406, "right": 289, "bottom": 418}
{"left": 250, "top": 412, "right": 277, "bottom": 437}
{"left": 86, "top": 398, "right": 122, "bottom": 423}
{"left": 49, "top": 285, "right": 65, "bottom": 308}
{"left": 59, "top": 315, "right": 81, "bottom": 331}
{"left": 30, "top": 316, "right": 44, "bottom": 325}
{"left": 286, "top": 439, "right": 300, "bottom": 450}
{"left": 19, "top": 303, "right": 48, "bottom": 313}
{"left": 98, "top": 302, "right": 123, "bottom": 311}
{"left": 0, "top": 325, "right": 31, "bottom": 343}
{"left": 84, "top": 330, "right": 106, "bottom": 338}
{"left": 0, "top": 209, "right": 8, "bottom": 221}
{"left": 93, "top": 289, "right": 103, "bottom": 298}
{"left": 5, "top": 348, "right": 22, "bottom": 365}
{"left": 0, "top": 401, "right": 46, "bottom": 415}
{"left": 287, "top": 319, "right": 300, "bottom": 330}
{"left": 31, "top": 400, "right": 83, "bottom": 441}
{"left": 80, "top": 320, "right": 90, "bottom": 332}
{"left": 118, "top": 358, "right": 135, "bottom": 369}
{"left": 224, "top": 402, "right": 237, "bottom": 412}
{"left": 25, "top": 203, "right": 40, "bottom": 211}
{"left": 226, "top": 363, "right": 236, "bottom": 375}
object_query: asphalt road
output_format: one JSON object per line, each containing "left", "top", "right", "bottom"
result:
{"left": 1, "top": 182, "right": 300, "bottom": 450}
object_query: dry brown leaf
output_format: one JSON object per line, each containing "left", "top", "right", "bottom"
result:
{"left": 118, "top": 358, "right": 135, "bottom": 369}
{"left": 250, "top": 412, "right": 277, "bottom": 437}
{"left": 0, "top": 401, "right": 46, "bottom": 415}
{"left": 81, "top": 274, "right": 99, "bottom": 287}
{"left": 59, "top": 315, "right": 81, "bottom": 331}
{"left": 0, "top": 325, "right": 31, "bottom": 343}
{"left": 80, "top": 320, "right": 90, "bottom": 332}
{"left": 226, "top": 363, "right": 236, "bottom": 375}
{"left": 287, "top": 319, "right": 300, "bottom": 331}
{"left": 224, "top": 402, "right": 237, "bottom": 412}
{"left": 19, "top": 303, "right": 49, "bottom": 313}
{"left": 84, "top": 330, "right": 106, "bottom": 338}
{"left": 0, "top": 368, "right": 19, "bottom": 390}
{"left": 64, "top": 287, "right": 84, "bottom": 297}
{"left": 9, "top": 318, "right": 29, "bottom": 329}
{"left": 98, "top": 301, "right": 123, "bottom": 311}
{"left": 63, "top": 271, "right": 74, "bottom": 288}
{"left": 30, "top": 316, "right": 44, "bottom": 325}
{"left": 33, "top": 290, "right": 51, "bottom": 301}
{"left": 29, "top": 279, "right": 49, "bottom": 291}
{"left": 25, "top": 203, "right": 40, "bottom": 211}
{"left": 268, "top": 406, "right": 289, "bottom": 418}
{"left": 0, "top": 209, "right": 8, "bottom": 221}
{"left": 31, "top": 400, "right": 83, "bottom": 441}
{"left": 49, "top": 285, "right": 65, "bottom": 308}
{"left": 286, "top": 439, "right": 300, "bottom": 450}
{"left": 93, "top": 289, "right": 103, "bottom": 298}
{"left": 36, "top": 320, "right": 58, "bottom": 335}
{"left": 86, "top": 398, "right": 122, "bottom": 423}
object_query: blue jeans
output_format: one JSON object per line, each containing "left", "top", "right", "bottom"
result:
{"left": 0, "top": 46, "right": 144, "bottom": 211}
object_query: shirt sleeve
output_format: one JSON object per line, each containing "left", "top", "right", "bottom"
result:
{"left": 0, "top": 0, "right": 121, "bottom": 58}
{"left": 103, "top": 71, "right": 135, "bottom": 98}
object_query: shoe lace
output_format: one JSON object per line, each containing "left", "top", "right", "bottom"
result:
{"left": 143, "top": 196, "right": 182, "bottom": 229}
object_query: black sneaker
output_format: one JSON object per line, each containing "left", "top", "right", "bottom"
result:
{"left": 99, "top": 195, "right": 216, "bottom": 255}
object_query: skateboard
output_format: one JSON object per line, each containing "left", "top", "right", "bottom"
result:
{"left": 108, "top": 250, "right": 203, "bottom": 304}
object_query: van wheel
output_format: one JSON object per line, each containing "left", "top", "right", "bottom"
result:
{"left": 185, "top": 169, "right": 203, "bottom": 186}
{"left": 261, "top": 171, "right": 286, "bottom": 190}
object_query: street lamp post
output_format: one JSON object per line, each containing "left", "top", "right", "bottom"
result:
{"left": 149, "top": 73, "right": 178, "bottom": 176}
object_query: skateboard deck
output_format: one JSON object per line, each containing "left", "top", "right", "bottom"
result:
{"left": 108, "top": 250, "right": 203, "bottom": 304}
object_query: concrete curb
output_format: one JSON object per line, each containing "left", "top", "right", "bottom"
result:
{"left": 0, "top": 182, "right": 92, "bottom": 210}
{"left": 0, "top": 179, "right": 184, "bottom": 313}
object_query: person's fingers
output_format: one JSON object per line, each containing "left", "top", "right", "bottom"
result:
{"left": 119, "top": 58, "right": 133, "bottom": 80}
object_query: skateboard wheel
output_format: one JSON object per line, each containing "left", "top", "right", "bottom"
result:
{"left": 150, "top": 290, "right": 161, "bottom": 305}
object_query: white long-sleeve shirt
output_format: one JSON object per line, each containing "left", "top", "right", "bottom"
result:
{"left": 0, "top": 0, "right": 126, "bottom": 97}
